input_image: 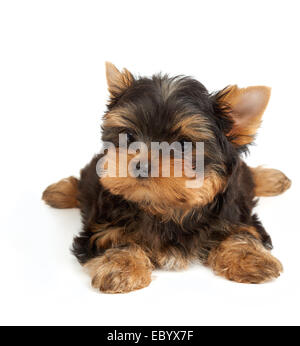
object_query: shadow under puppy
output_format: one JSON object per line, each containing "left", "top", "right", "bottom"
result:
{"left": 43, "top": 62, "right": 291, "bottom": 293}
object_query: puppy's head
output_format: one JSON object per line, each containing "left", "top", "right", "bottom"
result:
{"left": 100, "top": 62, "right": 270, "bottom": 218}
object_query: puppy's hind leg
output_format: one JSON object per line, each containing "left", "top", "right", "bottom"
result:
{"left": 42, "top": 176, "right": 79, "bottom": 208}
{"left": 251, "top": 166, "right": 291, "bottom": 197}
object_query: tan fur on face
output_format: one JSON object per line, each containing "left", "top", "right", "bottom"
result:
{"left": 207, "top": 233, "right": 283, "bottom": 284}
{"left": 101, "top": 170, "right": 225, "bottom": 222}
{"left": 251, "top": 166, "right": 291, "bottom": 197}
{"left": 172, "top": 114, "right": 214, "bottom": 141}
{"left": 103, "top": 107, "right": 137, "bottom": 130}
{"left": 100, "top": 148, "right": 225, "bottom": 221}
{"left": 84, "top": 244, "right": 153, "bottom": 294}
{"left": 42, "top": 176, "right": 79, "bottom": 208}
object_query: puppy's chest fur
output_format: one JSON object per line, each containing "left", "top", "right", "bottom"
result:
{"left": 78, "top": 190, "right": 228, "bottom": 269}
{"left": 87, "top": 192, "right": 211, "bottom": 267}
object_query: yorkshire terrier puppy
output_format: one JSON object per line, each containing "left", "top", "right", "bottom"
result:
{"left": 43, "top": 62, "right": 291, "bottom": 293}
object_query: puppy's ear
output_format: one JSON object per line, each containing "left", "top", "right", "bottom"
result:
{"left": 218, "top": 85, "right": 271, "bottom": 146}
{"left": 105, "top": 62, "right": 134, "bottom": 98}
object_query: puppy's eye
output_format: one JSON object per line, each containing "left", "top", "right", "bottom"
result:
{"left": 126, "top": 131, "right": 135, "bottom": 143}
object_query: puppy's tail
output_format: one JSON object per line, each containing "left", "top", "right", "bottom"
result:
{"left": 42, "top": 176, "right": 79, "bottom": 208}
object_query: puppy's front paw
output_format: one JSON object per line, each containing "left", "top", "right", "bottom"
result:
{"left": 208, "top": 234, "right": 283, "bottom": 284}
{"left": 85, "top": 245, "right": 153, "bottom": 294}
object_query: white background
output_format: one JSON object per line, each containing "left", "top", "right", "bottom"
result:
{"left": 0, "top": 0, "right": 299, "bottom": 326}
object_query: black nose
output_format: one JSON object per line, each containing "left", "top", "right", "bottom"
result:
{"left": 136, "top": 162, "right": 150, "bottom": 179}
